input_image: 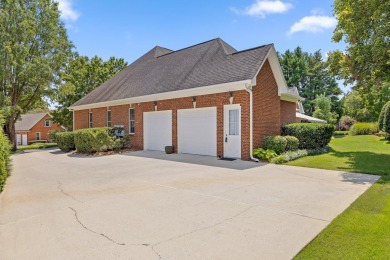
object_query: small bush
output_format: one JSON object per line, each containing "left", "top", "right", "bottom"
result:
{"left": 56, "top": 132, "right": 75, "bottom": 152}
{"left": 350, "top": 122, "right": 379, "bottom": 135}
{"left": 282, "top": 123, "right": 334, "bottom": 149}
{"left": 284, "top": 136, "right": 299, "bottom": 151}
{"left": 270, "top": 147, "right": 331, "bottom": 164}
{"left": 253, "top": 148, "right": 277, "bottom": 161}
{"left": 263, "top": 136, "right": 287, "bottom": 154}
{"left": 0, "top": 114, "right": 11, "bottom": 193}
{"left": 74, "top": 128, "right": 122, "bottom": 153}
{"left": 339, "top": 116, "right": 356, "bottom": 130}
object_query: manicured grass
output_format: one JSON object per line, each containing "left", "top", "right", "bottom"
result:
{"left": 292, "top": 135, "right": 390, "bottom": 259}
{"left": 17, "top": 143, "right": 57, "bottom": 151}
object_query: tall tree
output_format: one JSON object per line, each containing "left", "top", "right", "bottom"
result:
{"left": 279, "top": 47, "right": 343, "bottom": 118}
{"left": 0, "top": 0, "right": 72, "bottom": 150}
{"left": 328, "top": 0, "right": 390, "bottom": 119}
{"left": 52, "top": 54, "right": 128, "bottom": 129}
{"left": 313, "top": 94, "right": 337, "bottom": 124}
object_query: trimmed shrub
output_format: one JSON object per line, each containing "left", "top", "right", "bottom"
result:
{"left": 378, "top": 101, "right": 390, "bottom": 137}
{"left": 0, "top": 115, "right": 11, "bottom": 193}
{"left": 74, "top": 128, "right": 122, "bottom": 153}
{"left": 56, "top": 132, "right": 75, "bottom": 152}
{"left": 263, "top": 136, "right": 287, "bottom": 154}
{"left": 282, "top": 123, "right": 334, "bottom": 149}
{"left": 253, "top": 148, "right": 277, "bottom": 161}
{"left": 284, "top": 136, "right": 299, "bottom": 151}
{"left": 350, "top": 122, "right": 379, "bottom": 135}
{"left": 339, "top": 116, "right": 356, "bottom": 130}
{"left": 334, "top": 131, "right": 349, "bottom": 136}
{"left": 270, "top": 146, "right": 331, "bottom": 164}
{"left": 48, "top": 129, "right": 62, "bottom": 143}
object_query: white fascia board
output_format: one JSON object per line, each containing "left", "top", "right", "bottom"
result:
{"left": 69, "top": 80, "right": 251, "bottom": 111}
{"left": 280, "top": 93, "right": 305, "bottom": 102}
{"left": 251, "top": 45, "right": 289, "bottom": 96}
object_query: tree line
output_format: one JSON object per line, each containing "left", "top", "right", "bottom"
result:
{"left": 1, "top": 0, "right": 389, "bottom": 150}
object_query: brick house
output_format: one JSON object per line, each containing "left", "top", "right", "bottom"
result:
{"left": 15, "top": 112, "right": 62, "bottom": 146}
{"left": 70, "top": 38, "right": 303, "bottom": 160}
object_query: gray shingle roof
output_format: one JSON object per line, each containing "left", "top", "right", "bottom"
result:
{"left": 15, "top": 112, "right": 48, "bottom": 131}
{"left": 72, "top": 38, "right": 272, "bottom": 107}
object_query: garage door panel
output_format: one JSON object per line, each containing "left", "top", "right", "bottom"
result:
{"left": 144, "top": 110, "right": 172, "bottom": 151}
{"left": 178, "top": 107, "right": 217, "bottom": 156}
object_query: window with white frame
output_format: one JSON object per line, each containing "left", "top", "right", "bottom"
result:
{"left": 107, "top": 110, "right": 112, "bottom": 127}
{"left": 89, "top": 112, "right": 93, "bottom": 128}
{"left": 129, "top": 108, "right": 135, "bottom": 134}
{"left": 229, "top": 109, "right": 239, "bottom": 135}
{"left": 44, "top": 119, "right": 51, "bottom": 127}
{"left": 36, "top": 132, "right": 41, "bottom": 140}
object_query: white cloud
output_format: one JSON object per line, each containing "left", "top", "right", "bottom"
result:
{"left": 232, "top": 0, "right": 293, "bottom": 18}
{"left": 57, "top": 0, "right": 79, "bottom": 22}
{"left": 288, "top": 15, "right": 337, "bottom": 35}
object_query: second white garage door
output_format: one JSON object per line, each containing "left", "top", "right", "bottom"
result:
{"left": 178, "top": 107, "right": 217, "bottom": 156}
{"left": 144, "top": 110, "right": 172, "bottom": 151}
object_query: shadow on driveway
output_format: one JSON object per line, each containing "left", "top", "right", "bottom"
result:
{"left": 119, "top": 150, "right": 267, "bottom": 170}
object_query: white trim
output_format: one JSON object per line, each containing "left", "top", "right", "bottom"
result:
{"left": 223, "top": 104, "right": 241, "bottom": 158}
{"left": 280, "top": 93, "right": 304, "bottom": 102}
{"left": 72, "top": 110, "right": 75, "bottom": 130}
{"left": 88, "top": 112, "right": 93, "bottom": 128}
{"left": 69, "top": 80, "right": 251, "bottom": 111}
{"left": 296, "top": 112, "right": 327, "bottom": 123}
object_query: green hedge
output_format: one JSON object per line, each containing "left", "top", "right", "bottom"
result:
{"left": 0, "top": 128, "right": 11, "bottom": 193}
{"left": 74, "top": 128, "right": 122, "bottom": 153}
{"left": 282, "top": 123, "right": 334, "bottom": 149}
{"left": 56, "top": 132, "right": 75, "bottom": 152}
{"left": 350, "top": 122, "right": 379, "bottom": 135}
{"left": 263, "top": 135, "right": 300, "bottom": 154}
{"left": 263, "top": 136, "right": 287, "bottom": 154}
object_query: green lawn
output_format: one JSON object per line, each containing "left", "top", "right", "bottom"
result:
{"left": 292, "top": 135, "right": 390, "bottom": 259}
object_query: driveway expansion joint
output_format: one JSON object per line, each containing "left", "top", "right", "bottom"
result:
{"left": 68, "top": 207, "right": 126, "bottom": 246}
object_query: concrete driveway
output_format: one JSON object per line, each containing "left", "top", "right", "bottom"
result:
{"left": 0, "top": 149, "right": 379, "bottom": 260}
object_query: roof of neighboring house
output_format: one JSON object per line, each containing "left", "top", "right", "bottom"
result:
{"left": 72, "top": 38, "right": 273, "bottom": 107}
{"left": 15, "top": 112, "right": 49, "bottom": 131}
{"left": 296, "top": 112, "right": 327, "bottom": 123}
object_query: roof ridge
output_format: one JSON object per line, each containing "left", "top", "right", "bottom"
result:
{"left": 232, "top": 43, "right": 273, "bottom": 55}
{"left": 216, "top": 38, "right": 237, "bottom": 55}
{"left": 156, "top": 38, "right": 219, "bottom": 58}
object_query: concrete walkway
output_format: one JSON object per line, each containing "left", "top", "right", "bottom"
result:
{"left": 0, "top": 149, "right": 379, "bottom": 260}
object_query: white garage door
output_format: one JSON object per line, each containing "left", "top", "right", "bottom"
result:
{"left": 178, "top": 107, "right": 217, "bottom": 156}
{"left": 143, "top": 110, "right": 172, "bottom": 151}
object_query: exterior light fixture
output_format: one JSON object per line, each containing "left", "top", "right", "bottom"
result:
{"left": 192, "top": 96, "right": 196, "bottom": 108}
{"left": 153, "top": 101, "right": 157, "bottom": 111}
{"left": 228, "top": 91, "right": 233, "bottom": 104}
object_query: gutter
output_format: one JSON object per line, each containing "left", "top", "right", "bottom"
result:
{"left": 245, "top": 83, "right": 259, "bottom": 162}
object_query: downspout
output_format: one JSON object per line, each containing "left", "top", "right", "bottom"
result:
{"left": 245, "top": 83, "right": 259, "bottom": 162}
{"left": 72, "top": 110, "right": 75, "bottom": 131}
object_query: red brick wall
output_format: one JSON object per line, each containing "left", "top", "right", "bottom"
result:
{"left": 74, "top": 91, "right": 251, "bottom": 159}
{"left": 16, "top": 114, "right": 62, "bottom": 143}
{"left": 280, "top": 100, "right": 297, "bottom": 126}
{"left": 252, "top": 60, "right": 281, "bottom": 148}
{"left": 74, "top": 110, "right": 89, "bottom": 130}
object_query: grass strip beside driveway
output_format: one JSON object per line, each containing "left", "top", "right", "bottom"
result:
{"left": 293, "top": 135, "right": 390, "bottom": 259}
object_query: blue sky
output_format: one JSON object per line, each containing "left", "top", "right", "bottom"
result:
{"left": 59, "top": 0, "right": 345, "bottom": 62}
